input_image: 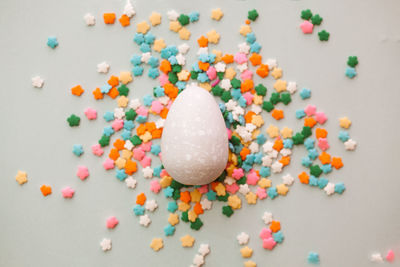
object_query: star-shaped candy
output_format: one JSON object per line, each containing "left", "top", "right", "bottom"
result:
{"left": 198, "top": 244, "right": 210, "bottom": 256}
{"left": 76, "top": 166, "right": 89, "bottom": 180}
{"left": 106, "top": 216, "right": 119, "bottom": 229}
{"left": 300, "top": 9, "right": 313, "bottom": 20}
{"left": 345, "top": 67, "right": 357, "bottom": 78}
{"left": 153, "top": 38, "right": 167, "bottom": 52}
{"left": 200, "top": 198, "right": 212, "bottom": 210}
{"left": 318, "top": 30, "right": 330, "bottom": 41}
{"left": 276, "top": 184, "right": 289, "bottom": 195}
{"left": 139, "top": 214, "right": 151, "bottom": 227}
{"left": 125, "top": 176, "right": 137, "bottom": 189}
{"left": 142, "top": 166, "right": 153, "bottom": 178}
{"left": 193, "top": 254, "right": 204, "bottom": 266}
{"left": 72, "top": 144, "right": 84, "bottom": 156}
{"left": 271, "top": 68, "right": 283, "bottom": 79}
{"left": 84, "top": 107, "right": 97, "bottom": 120}
{"left": 370, "top": 253, "right": 384, "bottom": 263}
{"left": 180, "top": 234, "right": 195, "bottom": 247}
{"left": 386, "top": 250, "right": 395, "bottom": 262}
{"left": 244, "top": 261, "right": 257, "bottom": 267}
{"left": 84, "top": 13, "right": 95, "bottom": 26}
{"left": 262, "top": 212, "right": 273, "bottom": 225}
{"left": 282, "top": 174, "right": 294, "bottom": 185}
{"left": 211, "top": 8, "right": 223, "bottom": 21}
{"left": 15, "top": 170, "right": 28, "bottom": 185}
{"left": 150, "top": 238, "right": 163, "bottom": 251}
{"left": 149, "top": 12, "right": 161, "bottom": 26}
{"left": 67, "top": 114, "right": 80, "bottom": 127}
{"left": 245, "top": 192, "right": 257, "bottom": 204}
{"left": 31, "top": 76, "right": 44, "bottom": 88}
{"left": 97, "top": 61, "right": 110, "bottom": 74}
{"left": 300, "top": 21, "right": 314, "bottom": 34}
{"left": 100, "top": 238, "right": 112, "bottom": 251}
{"left": 271, "top": 161, "right": 283, "bottom": 173}
{"left": 237, "top": 232, "right": 250, "bottom": 245}
{"left": 145, "top": 199, "right": 158, "bottom": 212}
{"left": 344, "top": 139, "right": 357, "bottom": 151}
{"left": 347, "top": 56, "right": 359, "bottom": 67}
{"left": 308, "top": 252, "right": 320, "bottom": 264}
{"left": 266, "top": 124, "right": 279, "bottom": 138}
{"left": 119, "top": 71, "right": 132, "bottom": 84}
{"left": 262, "top": 237, "right": 276, "bottom": 250}
{"left": 40, "top": 185, "right": 52, "bottom": 196}
{"left": 61, "top": 186, "right": 75, "bottom": 198}
{"left": 287, "top": 81, "right": 297, "bottom": 94}
{"left": 339, "top": 117, "right": 352, "bottom": 129}
{"left": 315, "top": 111, "right": 327, "bottom": 124}
{"left": 280, "top": 127, "right": 293, "bottom": 138}
{"left": 206, "top": 30, "right": 220, "bottom": 44}
{"left": 47, "top": 36, "right": 58, "bottom": 49}
{"left": 324, "top": 182, "right": 335, "bottom": 195}
{"left": 167, "top": 10, "right": 179, "bottom": 21}
{"left": 123, "top": 0, "right": 135, "bottom": 17}
{"left": 240, "top": 246, "right": 253, "bottom": 258}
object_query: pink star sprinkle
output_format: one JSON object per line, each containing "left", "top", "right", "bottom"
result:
{"left": 315, "top": 111, "right": 327, "bottom": 124}
{"left": 386, "top": 250, "right": 395, "bottom": 262}
{"left": 106, "top": 216, "right": 119, "bottom": 229}
{"left": 234, "top": 52, "right": 247, "bottom": 64}
{"left": 240, "top": 70, "right": 253, "bottom": 81}
{"left": 262, "top": 237, "right": 277, "bottom": 250}
{"left": 197, "top": 185, "right": 209, "bottom": 194}
{"left": 103, "top": 158, "right": 115, "bottom": 170}
{"left": 206, "top": 66, "right": 217, "bottom": 80}
{"left": 76, "top": 166, "right": 89, "bottom": 180}
{"left": 246, "top": 170, "right": 259, "bottom": 185}
{"left": 111, "top": 119, "right": 124, "bottom": 131}
{"left": 317, "top": 138, "right": 330, "bottom": 151}
{"left": 232, "top": 168, "right": 244, "bottom": 179}
{"left": 242, "top": 92, "right": 254, "bottom": 105}
{"left": 259, "top": 228, "right": 272, "bottom": 239}
{"left": 226, "top": 183, "right": 239, "bottom": 194}
{"left": 140, "top": 142, "right": 152, "bottom": 152}
{"left": 150, "top": 180, "right": 161, "bottom": 193}
{"left": 300, "top": 21, "right": 314, "bottom": 34}
{"left": 61, "top": 186, "right": 75, "bottom": 198}
{"left": 140, "top": 156, "right": 152, "bottom": 168}
{"left": 150, "top": 100, "right": 163, "bottom": 114}
{"left": 136, "top": 106, "right": 148, "bottom": 117}
{"left": 84, "top": 107, "right": 97, "bottom": 120}
{"left": 158, "top": 73, "right": 168, "bottom": 86}
{"left": 91, "top": 144, "right": 104, "bottom": 156}
{"left": 133, "top": 148, "right": 145, "bottom": 161}
{"left": 256, "top": 187, "right": 267, "bottom": 199}
{"left": 304, "top": 104, "right": 316, "bottom": 117}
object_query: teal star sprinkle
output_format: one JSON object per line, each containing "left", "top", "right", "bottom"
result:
{"left": 164, "top": 224, "right": 176, "bottom": 236}
{"left": 164, "top": 186, "right": 174, "bottom": 198}
{"left": 167, "top": 201, "right": 178, "bottom": 213}
{"left": 72, "top": 144, "right": 84, "bottom": 156}
{"left": 103, "top": 111, "right": 114, "bottom": 122}
{"left": 272, "top": 231, "right": 284, "bottom": 243}
{"left": 335, "top": 183, "right": 346, "bottom": 194}
{"left": 150, "top": 144, "right": 161, "bottom": 155}
{"left": 345, "top": 67, "right": 357, "bottom": 78}
{"left": 133, "top": 204, "right": 145, "bottom": 216}
{"left": 47, "top": 36, "right": 58, "bottom": 48}
{"left": 338, "top": 131, "right": 350, "bottom": 142}
{"left": 299, "top": 88, "right": 311, "bottom": 99}
{"left": 307, "top": 252, "right": 320, "bottom": 264}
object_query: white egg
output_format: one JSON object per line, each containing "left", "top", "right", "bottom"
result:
{"left": 161, "top": 85, "right": 228, "bottom": 185}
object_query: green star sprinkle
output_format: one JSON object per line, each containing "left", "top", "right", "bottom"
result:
{"left": 280, "top": 92, "right": 291, "bottom": 105}
{"left": 318, "top": 30, "right": 330, "bottom": 41}
{"left": 181, "top": 211, "right": 189, "bottom": 222}
{"left": 67, "top": 114, "right": 80, "bottom": 127}
{"left": 178, "top": 14, "right": 190, "bottom": 26}
{"left": 130, "top": 135, "right": 142, "bottom": 146}
{"left": 125, "top": 109, "right": 137, "bottom": 121}
{"left": 190, "top": 218, "right": 203, "bottom": 230}
{"left": 347, "top": 56, "right": 359, "bottom": 67}
{"left": 292, "top": 132, "right": 305, "bottom": 145}
{"left": 117, "top": 84, "right": 129, "bottom": 96}
{"left": 248, "top": 9, "right": 259, "bottom": 21}
{"left": 98, "top": 135, "right": 110, "bottom": 147}
{"left": 262, "top": 101, "right": 274, "bottom": 112}
{"left": 301, "top": 9, "right": 313, "bottom": 20}
{"left": 311, "top": 14, "right": 323, "bottom": 25}
{"left": 211, "top": 85, "right": 223, "bottom": 96}
{"left": 222, "top": 205, "right": 234, "bottom": 217}
{"left": 310, "top": 165, "right": 323, "bottom": 177}
{"left": 255, "top": 84, "right": 267, "bottom": 96}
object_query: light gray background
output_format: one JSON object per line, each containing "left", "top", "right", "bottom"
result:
{"left": 1, "top": 0, "right": 399, "bottom": 266}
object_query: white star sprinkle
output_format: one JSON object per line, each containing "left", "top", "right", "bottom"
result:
{"left": 280, "top": 148, "right": 292, "bottom": 157}
{"left": 129, "top": 98, "right": 141, "bottom": 110}
{"left": 155, "top": 118, "right": 165, "bottom": 129}
{"left": 100, "top": 238, "right": 112, "bottom": 251}
{"left": 262, "top": 141, "right": 274, "bottom": 153}
{"left": 324, "top": 182, "right": 335, "bottom": 195}
{"left": 145, "top": 199, "right": 158, "bottom": 212}
{"left": 178, "top": 43, "right": 190, "bottom": 54}
{"left": 97, "top": 61, "right": 110, "bottom": 74}
{"left": 344, "top": 139, "right": 357, "bottom": 151}
{"left": 236, "top": 232, "right": 250, "bottom": 245}
{"left": 265, "top": 58, "right": 277, "bottom": 69}
{"left": 262, "top": 155, "right": 273, "bottom": 167}
{"left": 239, "top": 184, "right": 250, "bottom": 195}
{"left": 167, "top": 10, "right": 179, "bottom": 21}
{"left": 271, "top": 161, "right": 283, "bottom": 173}
{"left": 125, "top": 176, "right": 137, "bottom": 189}
{"left": 236, "top": 63, "right": 248, "bottom": 72}
{"left": 248, "top": 142, "right": 259, "bottom": 154}
{"left": 142, "top": 166, "right": 153, "bottom": 179}
{"left": 262, "top": 211, "right": 273, "bottom": 225}
{"left": 31, "top": 76, "right": 44, "bottom": 88}
{"left": 287, "top": 81, "right": 297, "bottom": 94}
{"left": 200, "top": 198, "right": 212, "bottom": 210}
{"left": 175, "top": 53, "right": 186, "bottom": 65}
{"left": 282, "top": 174, "right": 294, "bottom": 186}
{"left": 214, "top": 62, "right": 226, "bottom": 72}
{"left": 192, "top": 254, "right": 204, "bottom": 267}
{"left": 141, "top": 52, "right": 151, "bottom": 63}
{"left": 238, "top": 42, "right": 250, "bottom": 54}
{"left": 124, "top": 140, "right": 134, "bottom": 151}
{"left": 139, "top": 214, "right": 151, "bottom": 227}
{"left": 84, "top": 13, "right": 95, "bottom": 26}
{"left": 123, "top": 0, "right": 135, "bottom": 17}
{"left": 114, "top": 107, "right": 125, "bottom": 119}
{"left": 370, "top": 253, "right": 384, "bottom": 263}
{"left": 198, "top": 244, "right": 210, "bottom": 256}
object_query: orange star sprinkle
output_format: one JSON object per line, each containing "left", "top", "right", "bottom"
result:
{"left": 298, "top": 172, "right": 310, "bottom": 184}
{"left": 318, "top": 152, "right": 331, "bottom": 165}
{"left": 119, "top": 14, "right": 130, "bottom": 27}
{"left": 92, "top": 88, "right": 104, "bottom": 100}
{"left": 331, "top": 157, "right": 343, "bottom": 169}
{"left": 270, "top": 220, "right": 281, "bottom": 232}
{"left": 271, "top": 109, "right": 284, "bottom": 120}
{"left": 40, "top": 185, "right": 52, "bottom": 196}
{"left": 71, "top": 85, "right": 84, "bottom": 96}
{"left": 315, "top": 128, "right": 328, "bottom": 139}
{"left": 136, "top": 193, "right": 147, "bottom": 205}
{"left": 103, "top": 13, "right": 116, "bottom": 24}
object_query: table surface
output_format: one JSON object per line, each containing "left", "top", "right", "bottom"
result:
{"left": 1, "top": 0, "right": 400, "bottom": 266}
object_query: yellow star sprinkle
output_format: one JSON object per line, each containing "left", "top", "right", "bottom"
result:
{"left": 228, "top": 195, "right": 242, "bottom": 209}
{"left": 121, "top": 149, "right": 133, "bottom": 160}
{"left": 339, "top": 117, "right": 352, "bottom": 129}
{"left": 212, "top": 49, "right": 222, "bottom": 62}
{"left": 149, "top": 12, "right": 161, "bottom": 26}
{"left": 115, "top": 157, "right": 126, "bottom": 169}
{"left": 226, "top": 164, "right": 236, "bottom": 176}
{"left": 245, "top": 192, "right": 257, "bottom": 204}
{"left": 117, "top": 96, "right": 129, "bottom": 108}
{"left": 239, "top": 24, "right": 252, "bottom": 36}
{"left": 150, "top": 238, "right": 163, "bottom": 251}
{"left": 266, "top": 124, "right": 279, "bottom": 138}
{"left": 136, "top": 21, "right": 150, "bottom": 34}
{"left": 178, "top": 70, "right": 190, "bottom": 81}
{"left": 153, "top": 39, "right": 166, "bottom": 52}
{"left": 178, "top": 27, "right": 191, "bottom": 40}
{"left": 280, "top": 127, "right": 293, "bottom": 138}
{"left": 271, "top": 68, "right": 283, "bottom": 79}
{"left": 178, "top": 201, "right": 191, "bottom": 212}
{"left": 215, "top": 183, "right": 226, "bottom": 196}
{"left": 240, "top": 246, "right": 253, "bottom": 258}
{"left": 258, "top": 178, "right": 272, "bottom": 188}
{"left": 207, "top": 30, "right": 220, "bottom": 44}
{"left": 199, "top": 82, "right": 212, "bottom": 91}
{"left": 15, "top": 170, "right": 27, "bottom": 185}
{"left": 274, "top": 79, "right": 287, "bottom": 92}
{"left": 276, "top": 184, "right": 289, "bottom": 195}
{"left": 160, "top": 175, "right": 172, "bottom": 188}
{"left": 119, "top": 71, "right": 132, "bottom": 84}
{"left": 169, "top": 20, "right": 182, "bottom": 32}
{"left": 188, "top": 210, "right": 197, "bottom": 222}
{"left": 251, "top": 115, "right": 264, "bottom": 127}
{"left": 180, "top": 235, "right": 195, "bottom": 247}
{"left": 139, "top": 131, "right": 152, "bottom": 142}
{"left": 244, "top": 260, "right": 257, "bottom": 267}
{"left": 211, "top": 8, "right": 224, "bottom": 21}
{"left": 168, "top": 213, "right": 179, "bottom": 226}
{"left": 190, "top": 189, "right": 202, "bottom": 203}
{"left": 225, "top": 67, "right": 236, "bottom": 80}
{"left": 253, "top": 94, "right": 263, "bottom": 105}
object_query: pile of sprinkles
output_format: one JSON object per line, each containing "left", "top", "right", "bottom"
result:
{"left": 18, "top": 2, "right": 397, "bottom": 266}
